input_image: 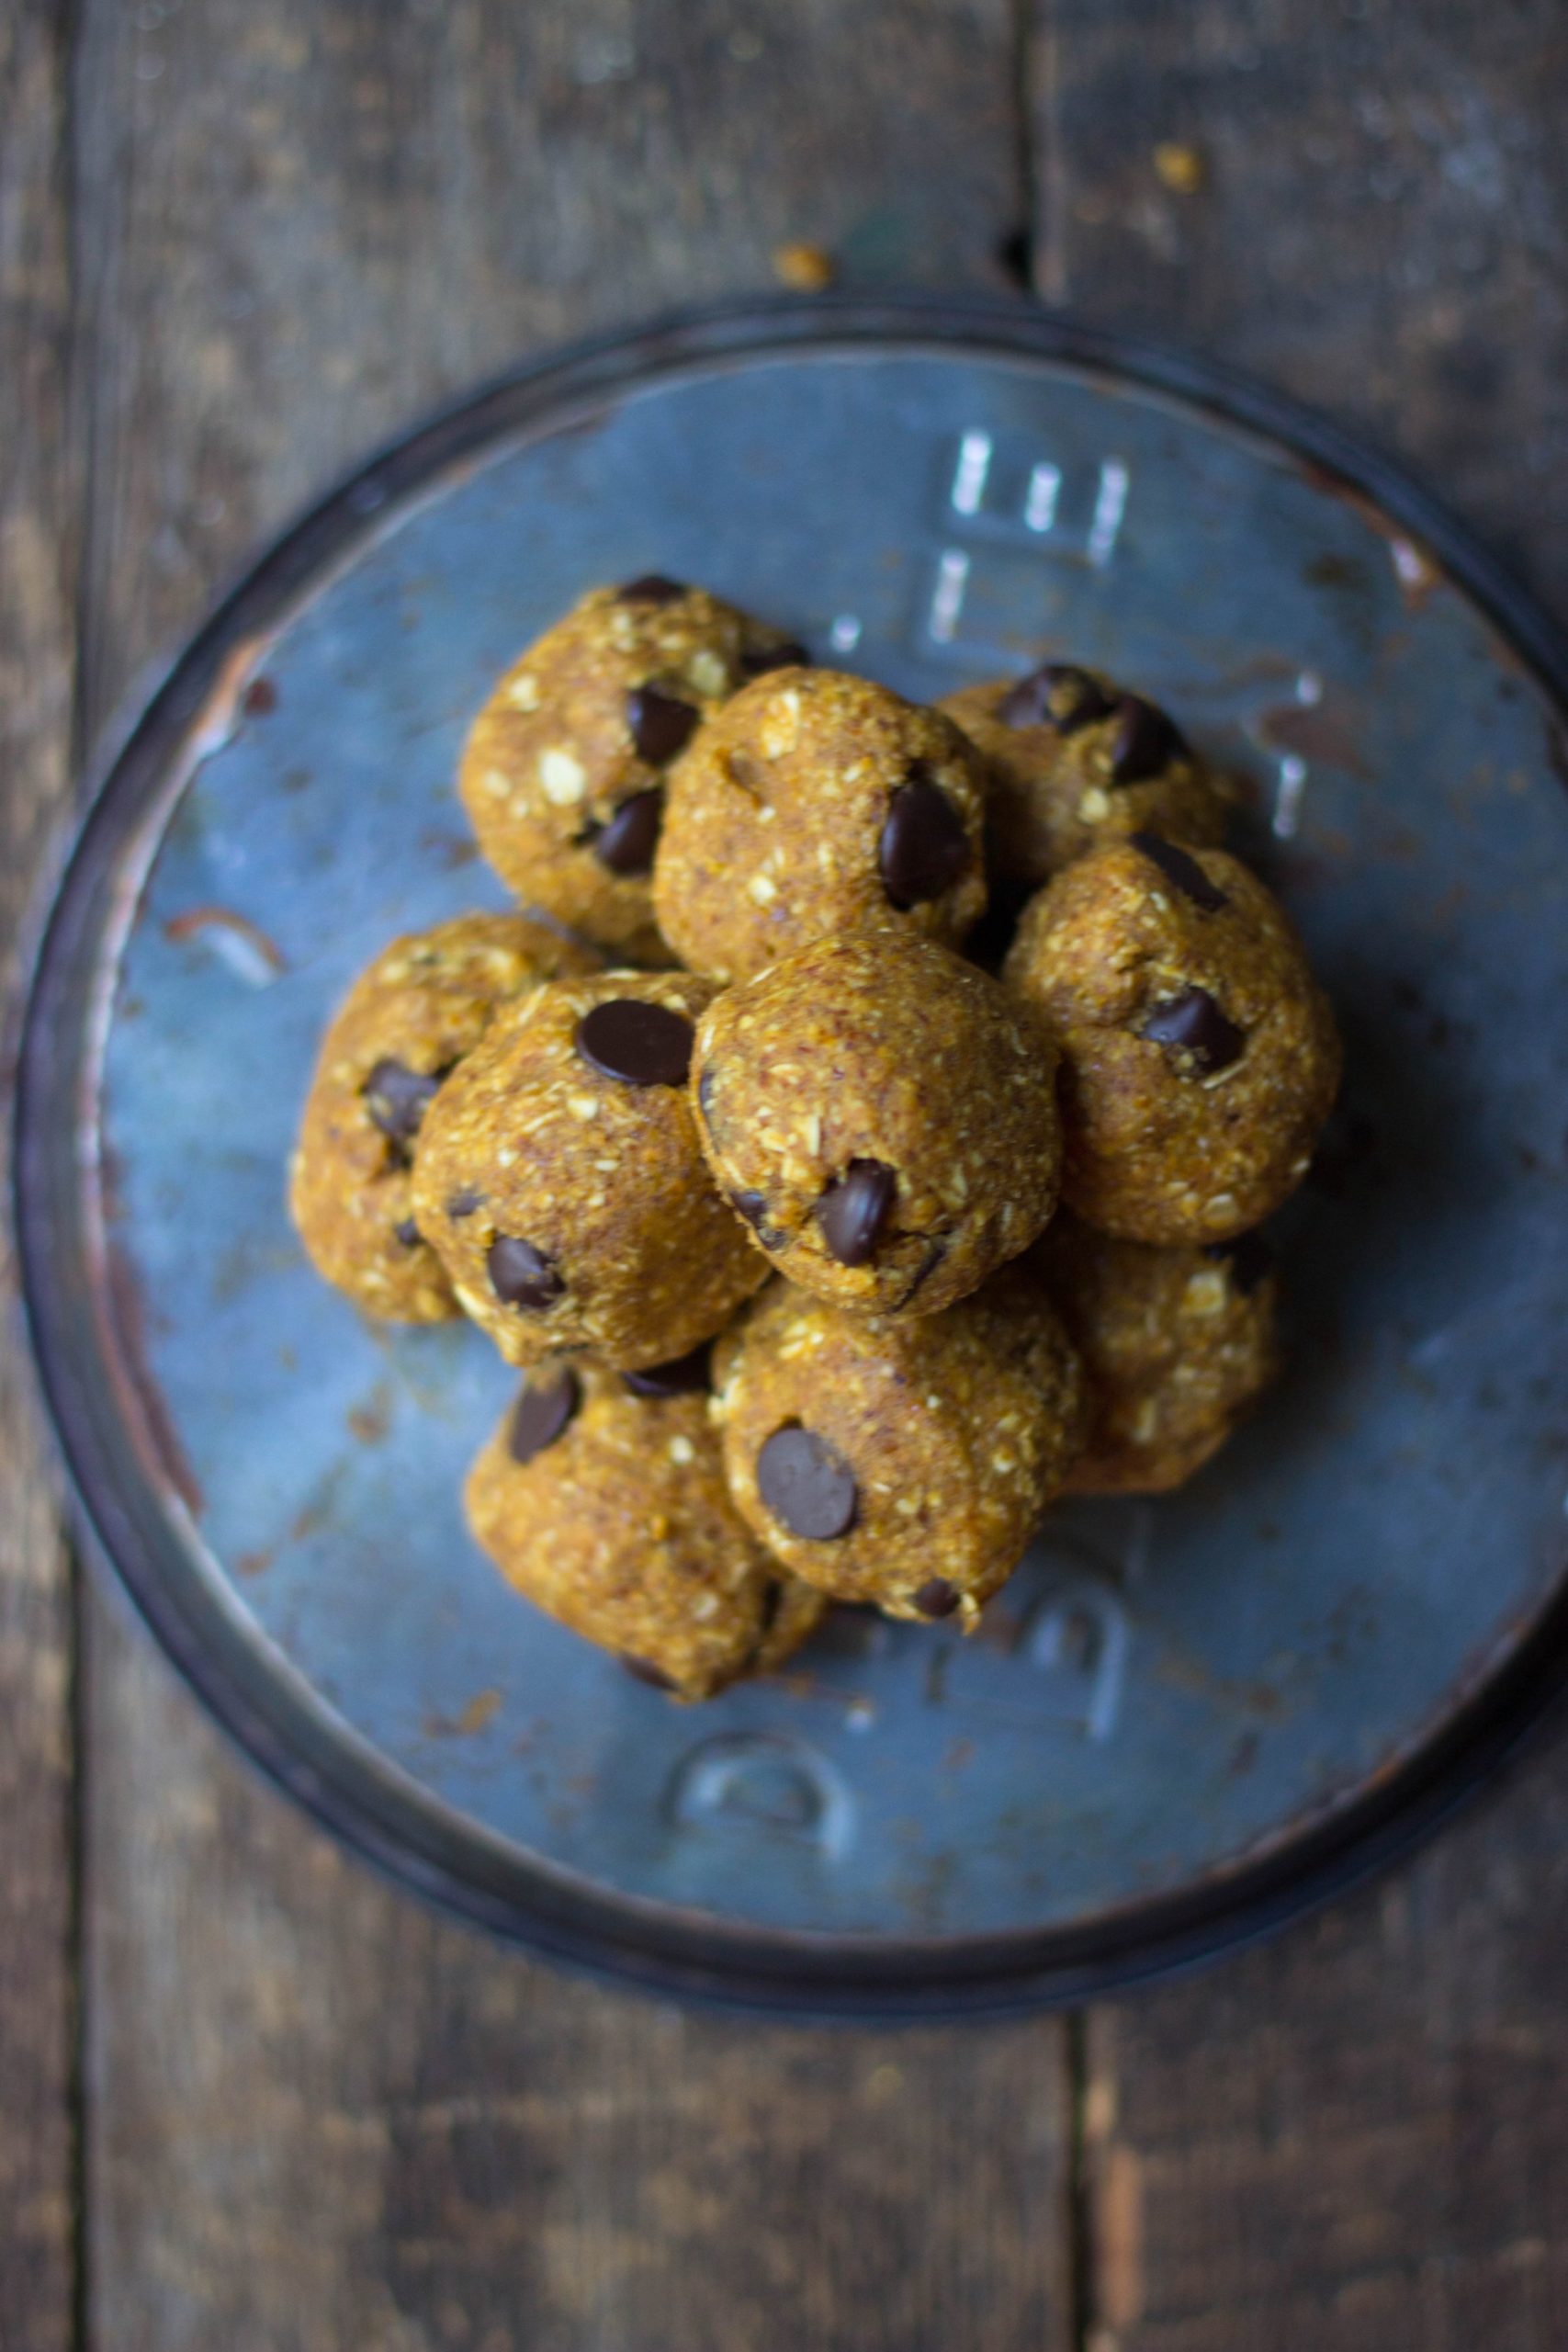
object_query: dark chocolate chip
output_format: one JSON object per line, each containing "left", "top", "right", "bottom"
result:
{"left": 730, "top": 1189, "right": 771, "bottom": 1230}
{"left": 739, "top": 639, "right": 810, "bottom": 678}
{"left": 622, "top": 1340, "right": 713, "bottom": 1397}
{"left": 365, "top": 1057, "right": 442, "bottom": 1148}
{"left": 622, "top": 1655, "right": 679, "bottom": 1690}
{"left": 914, "top": 1577, "right": 961, "bottom": 1619}
{"left": 757, "top": 1424, "right": 858, "bottom": 1541}
{"left": 879, "top": 769, "right": 970, "bottom": 909}
{"left": 487, "top": 1236, "right": 565, "bottom": 1309}
{"left": 626, "top": 684, "right": 700, "bottom": 764}
{"left": 393, "top": 1217, "right": 422, "bottom": 1249}
{"left": 589, "top": 786, "right": 664, "bottom": 876}
{"left": 816, "top": 1159, "right": 897, "bottom": 1268}
{"left": 446, "top": 1188, "right": 484, "bottom": 1219}
{"left": 1109, "top": 695, "right": 1188, "bottom": 784}
{"left": 617, "top": 573, "right": 684, "bottom": 605}
{"left": 996, "top": 662, "right": 1113, "bottom": 733}
{"left": 1130, "top": 831, "right": 1228, "bottom": 912}
{"left": 576, "top": 998, "right": 694, "bottom": 1088}
{"left": 1206, "top": 1232, "right": 1274, "bottom": 1294}
{"left": 1142, "top": 988, "right": 1246, "bottom": 1075}
{"left": 508, "top": 1366, "right": 581, "bottom": 1464}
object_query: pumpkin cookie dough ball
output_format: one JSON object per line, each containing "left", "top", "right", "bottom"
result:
{"left": 1033, "top": 1216, "right": 1280, "bottom": 1494}
{"left": 941, "top": 662, "right": 1229, "bottom": 893}
{"left": 713, "top": 1278, "right": 1086, "bottom": 1624}
{"left": 288, "top": 911, "right": 599, "bottom": 1322}
{"left": 653, "top": 667, "right": 987, "bottom": 982}
{"left": 465, "top": 1353, "right": 826, "bottom": 1702}
{"left": 459, "top": 578, "right": 804, "bottom": 961}
{"left": 1005, "top": 835, "right": 1340, "bottom": 1242}
{"left": 412, "top": 968, "right": 767, "bottom": 1369}
{"left": 693, "top": 932, "right": 1060, "bottom": 1317}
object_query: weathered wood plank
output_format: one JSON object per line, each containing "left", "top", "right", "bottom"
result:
{"left": 1080, "top": 1737, "right": 1568, "bottom": 2352}
{"left": 1035, "top": 5, "right": 1568, "bottom": 2344}
{"left": 1032, "top": 0, "right": 1568, "bottom": 608}
{"left": 0, "top": 6, "right": 81, "bottom": 2348}
{"left": 73, "top": 6, "right": 1074, "bottom": 2346}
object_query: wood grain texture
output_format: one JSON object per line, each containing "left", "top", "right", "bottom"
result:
{"left": 1032, "top": 0, "right": 1568, "bottom": 609}
{"left": 1080, "top": 1738, "right": 1568, "bottom": 2352}
{"left": 1034, "top": 5, "right": 1568, "bottom": 2345}
{"left": 0, "top": 6, "right": 81, "bottom": 2350}
{"left": 71, "top": 6, "right": 1075, "bottom": 2347}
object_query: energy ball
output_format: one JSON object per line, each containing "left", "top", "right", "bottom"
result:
{"left": 1033, "top": 1216, "right": 1280, "bottom": 1494}
{"left": 412, "top": 968, "right": 768, "bottom": 1369}
{"left": 459, "top": 578, "right": 804, "bottom": 961}
{"left": 653, "top": 667, "right": 988, "bottom": 982}
{"left": 465, "top": 1354, "right": 826, "bottom": 1701}
{"left": 713, "top": 1278, "right": 1087, "bottom": 1623}
{"left": 692, "top": 931, "right": 1061, "bottom": 1317}
{"left": 288, "top": 911, "right": 599, "bottom": 1322}
{"left": 940, "top": 662, "right": 1230, "bottom": 893}
{"left": 1005, "top": 835, "right": 1340, "bottom": 1242}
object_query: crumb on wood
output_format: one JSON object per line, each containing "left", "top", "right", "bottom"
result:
{"left": 1153, "top": 141, "right": 1207, "bottom": 195}
{"left": 773, "top": 242, "right": 836, "bottom": 292}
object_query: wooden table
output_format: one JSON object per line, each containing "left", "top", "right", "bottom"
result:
{"left": 6, "top": 4, "right": 1568, "bottom": 2345}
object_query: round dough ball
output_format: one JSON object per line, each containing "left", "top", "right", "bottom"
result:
{"left": 692, "top": 931, "right": 1061, "bottom": 1317}
{"left": 465, "top": 1354, "right": 826, "bottom": 1701}
{"left": 653, "top": 667, "right": 988, "bottom": 982}
{"left": 713, "top": 1278, "right": 1087, "bottom": 1623}
{"left": 459, "top": 578, "right": 802, "bottom": 960}
{"left": 411, "top": 968, "right": 768, "bottom": 1369}
{"left": 941, "top": 662, "right": 1229, "bottom": 893}
{"left": 288, "top": 911, "right": 599, "bottom": 1322}
{"left": 1032, "top": 1216, "right": 1280, "bottom": 1493}
{"left": 1004, "top": 836, "right": 1340, "bottom": 1242}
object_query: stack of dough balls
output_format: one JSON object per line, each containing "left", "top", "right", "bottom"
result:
{"left": 290, "top": 586, "right": 1339, "bottom": 1700}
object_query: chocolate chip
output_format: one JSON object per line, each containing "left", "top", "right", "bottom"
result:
{"left": 487, "top": 1236, "right": 564, "bottom": 1308}
{"left": 393, "top": 1217, "right": 422, "bottom": 1249}
{"left": 622, "top": 1654, "right": 679, "bottom": 1690}
{"left": 879, "top": 769, "right": 970, "bottom": 909}
{"left": 739, "top": 639, "right": 810, "bottom": 678}
{"left": 1130, "top": 831, "right": 1228, "bottom": 912}
{"left": 590, "top": 786, "right": 664, "bottom": 876}
{"left": 1142, "top": 988, "right": 1246, "bottom": 1074}
{"left": 730, "top": 1189, "right": 787, "bottom": 1252}
{"left": 1206, "top": 1232, "right": 1273, "bottom": 1294}
{"left": 622, "top": 1340, "right": 713, "bottom": 1396}
{"left": 365, "top": 1057, "right": 442, "bottom": 1148}
{"left": 617, "top": 574, "right": 684, "bottom": 605}
{"left": 626, "top": 684, "right": 700, "bottom": 765}
{"left": 817, "top": 1159, "right": 897, "bottom": 1267}
{"left": 914, "top": 1577, "right": 961, "bottom": 1619}
{"left": 757, "top": 1424, "right": 858, "bottom": 1541}
{"left": 508, "top": 1366, "right": 581, "bottom": 1464}
{"left": 576, "top": 998, "right": 694, "bottom": 1088}
{"left": 446, "top": 1188, "right": 484, "bottom": 1219}
{"left": 1110, "top": 695, "right": 1188, "bottom": 784}
{"left": 996, "top": 662, "right": 1113, "bottom": 733}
